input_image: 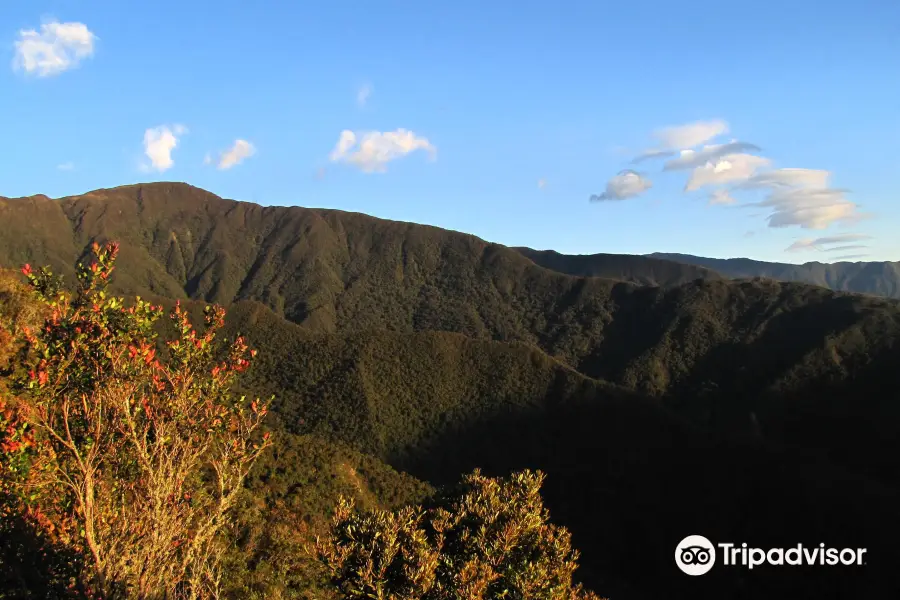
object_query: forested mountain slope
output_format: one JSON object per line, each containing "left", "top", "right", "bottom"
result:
{"left": 650, "top": 252, "right": 900, "bottom": 298}
{"left": 515, "top": 247, "right": 722, "bottom": 286}
{"left": 4, "top": 182, "right": 900, "bottom": 598}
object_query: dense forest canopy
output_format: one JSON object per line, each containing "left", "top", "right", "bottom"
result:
{"left": 1, "top": 184, "right": 899, "bottom": 599}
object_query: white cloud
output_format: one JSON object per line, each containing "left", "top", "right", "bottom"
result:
{"left": 735, "top": 167, "right": 863, "bottom": 230}
{"left": 13, "top": 21, "right": 96, "bottom": 77}
{"left": 738, "top": 168, "right": 831, "bottom": 190}
{"left": 784, "top": 233, "right": 873, "bottom": 252}
{"left": 331, "top": 130, "right": 357, "bottom": 160}
{"left": 603, "top": 120, "right": 872, "bottom": 243}
{"left": 590, "top": 170, "right": 652, "bottom": 201}
{"left": 630, "top": 120, "right": 730, "bottom": 165}
{"left": 216, "top": 139, "right": 256, "bottom": 170}
{"left": 57, "top": 161, "right": 75, "bottom": 171}
{"left": 686, "top": 153, "right": 771, "bottom": 191}
{"left": 664, "top": 142, "right": 763, "bottom": 172}
{"left": 329, "top": 129, "right": 436, "bottom": 173}
{"left": 537, "top": 178, "right": 547, "bottom": 189}
{"left": 709, "top": 189, "right": 738, "bottom": 205}
{"left": 357, "top": 84, "right": 372, "bottom": 108}
{"left": 143, "top": 125, "right": 187, "bottom": 172}
{"left": 784, "top": 239, "right": 819, "bottom": 253}
{"left": 653, "top": 119, "right": 729, "bottom": 150}
{"left": 758, "top": 188, "right": 860, "bottom": 229}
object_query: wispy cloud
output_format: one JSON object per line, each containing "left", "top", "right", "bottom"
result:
{"left": 57, "top": 162, "right": 75, "bottom": 171}
{"left": 833, "top": 254, "right": 868, "bottom": 261}
{"left": 628, "top": 119, "right": 730, "bottom": 166}
{"left": 590, "top": 170, "right": 652, "bottom": 201}
{"left": 537, "top": 178, "right": 547, "bottom": 189}
{"left": 329, "top": 129, "right": 436, "bottom": 173}
{"left": 142, "top": 125, "right": 187, "bottom": 172}
{"left": 685, "top": 153, "right": 770, "bottom": 191}
{"left": 708, "top": 189, "right": 738, "bottom": 205}
{"left": 756, "top": 188, "right": 859, "bottom": 230}
{"left": 13, "top": 21, "right": 96, "bottom": 77}
{"left": 664, "top": 142, "right": 763, "bottom": 172}
{"left": 631, "top": 149, "right": 677, "bottom": 164}
{"left": 826, "top": 244, "right": 869, "bottom": 252}
{"left": 736, "top": 168, "right": 864, "bottom": 230}
{"left": 357, "top": 83, "right": 372, "bottom": 108}
{"left": 594, "top": 119, "right": 872, "bottom": 247}
{"left": 603, "top": 120, "right": 765, "bottom": 197}
{"left": 654, "top": 119, "right": 729, "bottom": 150}
{"left": 811, "top": 233, "right": 872, "bottom": 245}
{"left": 215, "top": 139, "right": 256, "bottom": 170}
{"left": 784, "top": 233, "right": 872, "bottom": 253}
{"left": 737, "top": 168, "right": 831, "bottom": 190}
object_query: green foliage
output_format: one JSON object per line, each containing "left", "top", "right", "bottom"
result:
{"left": 3, "top": 183, "right": 900, "bottom": 598}
{"left": 221, "top": 432, "right": 432, "bottom": 600}
{"left": 316, "top": 469, "right": 602, "bottom": 600}
{"left": 517, "top": 247, "right": 722, "bottom": 287}
{"left": 226, "top": 303, "right": 612, "bottom": 462}
{"left": 1, "top": 242, "right": 271, "bottom": 599}
{"left": 651, "top": 252, "right": 900, "bottom": 298}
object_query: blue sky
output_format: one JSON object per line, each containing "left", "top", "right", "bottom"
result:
{"left": 2, "top": 0, "right": 898, "bottom": 263}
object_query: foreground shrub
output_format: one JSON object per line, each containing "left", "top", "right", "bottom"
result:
{"left": 0, "top": 242, "right": 271, "bottom": 599}
{"left": 315, "top": 469, "right": 602, "bottom": 600}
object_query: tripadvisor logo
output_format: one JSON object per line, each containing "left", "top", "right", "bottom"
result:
{"left": 675, "top": 535, "right": 867, "bottom": 576}
{"left": 675, "top": 535, "right": 717, "bottom": 576}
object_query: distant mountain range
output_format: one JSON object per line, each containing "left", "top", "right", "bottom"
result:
{"left": 514, "top": 247, "right": 722, "bottom": 287}
{"left": 509, "top": 248, "right": 900, "bottom": 299}
{"left": 649, "top": 252, "right": 900, "bottom": 299}
{"left": 2, "top": 182, "right": 900, "bottom": 599}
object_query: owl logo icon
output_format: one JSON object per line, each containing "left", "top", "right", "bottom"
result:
{"left": 675, "top": 535, "right": 716, "bottom": 575}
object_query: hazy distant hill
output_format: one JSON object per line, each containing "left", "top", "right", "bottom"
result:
{"left": 4, "top": 182, "right": 900, "bottom": 598}
{"left": 650, "top": 252, "right": 900, "bottom": 299}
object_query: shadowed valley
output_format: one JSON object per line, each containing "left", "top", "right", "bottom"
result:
{"left": 2, "top": 182, "right": 900, "bottom": 599}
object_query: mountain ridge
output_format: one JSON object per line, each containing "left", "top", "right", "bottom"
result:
{"left": 5, "top": 181, "right": 900, "bottom": 598}
{"left": 514, "top": 247, "right": 722, "bottom": 286}
{"left": 649, "top": 251, "right": 900, "bottom": 298}
{"left": 10, "top": 182, "right": 896, "bottom": 300}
